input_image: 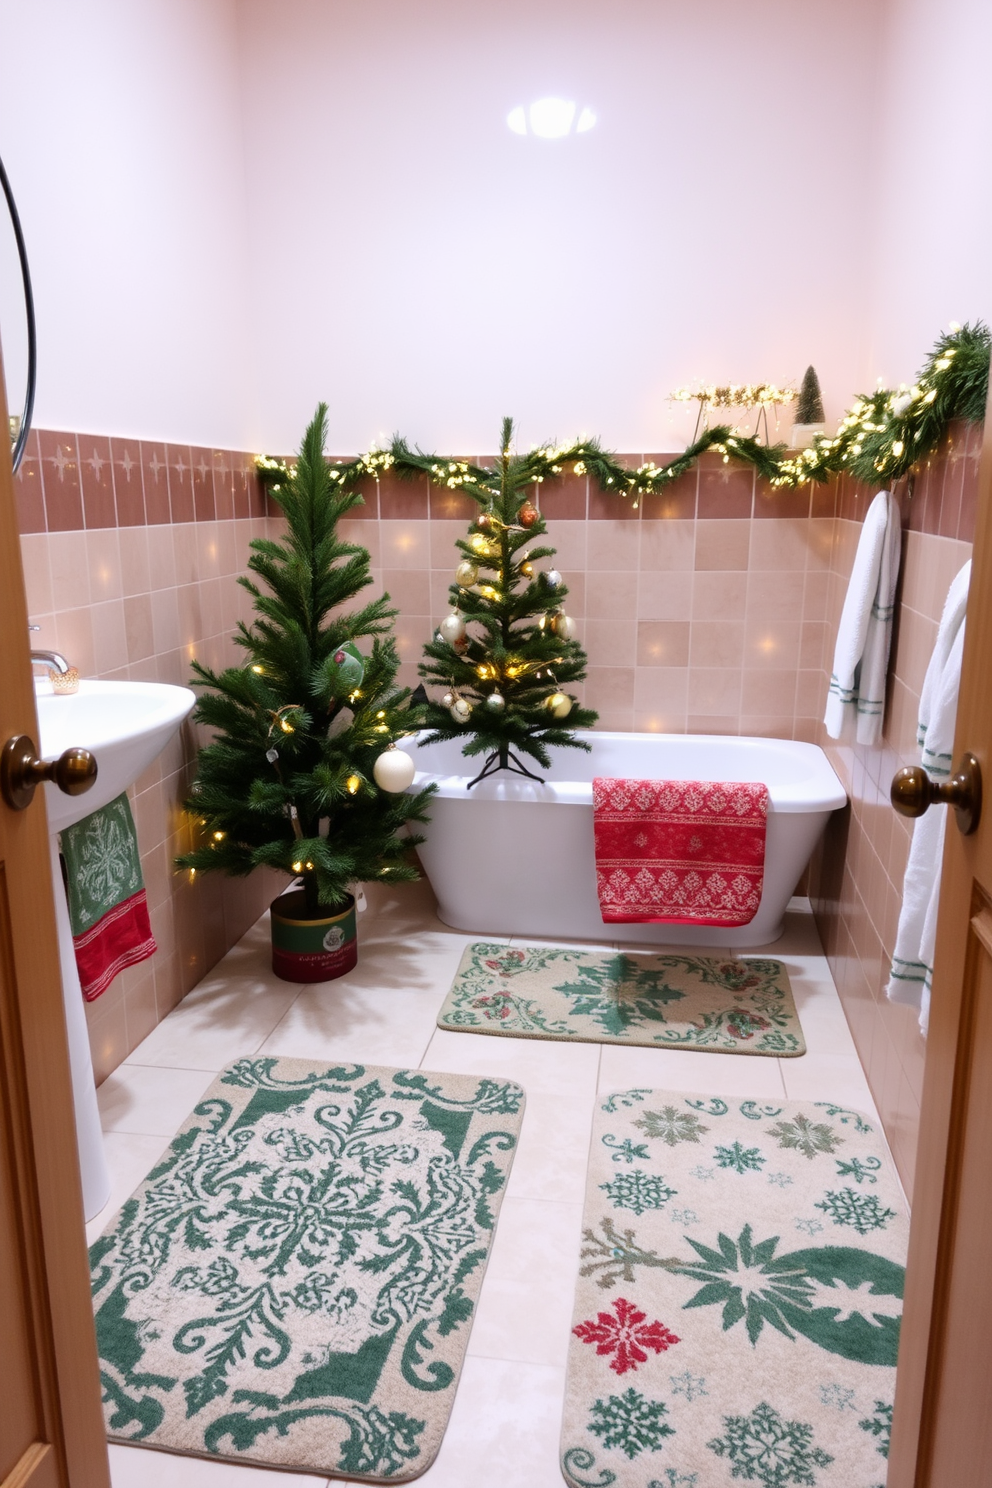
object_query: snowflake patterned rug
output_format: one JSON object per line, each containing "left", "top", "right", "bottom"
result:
{"left": 561, "top": 1088, "right": 907, "bottom": 1488}
{"left": 438, "top": 943, "right": 804, "bottom": 1055}
{"left": 89, "top": 1057, "right": 524, "bottom": 1481}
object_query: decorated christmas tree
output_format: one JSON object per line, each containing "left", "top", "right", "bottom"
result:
{"left": 418, "top": 417, "right": 599, "bottom": 785}
{"left": 177, "top": 404, "right": 434, "bottom": 921}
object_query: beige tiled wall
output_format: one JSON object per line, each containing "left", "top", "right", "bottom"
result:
{"left": 20, "top": 519, "right": 283, "bottom": 1080}
{"left": 347, "top": 501, "right": 832, "bottom": 743}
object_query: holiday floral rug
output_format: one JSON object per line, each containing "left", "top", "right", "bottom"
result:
{"left": 89, "top": 1057, "right": 524, "bottom": 1481}
{"left": 561, "top": 1088, "right": 907, "bottom": 1488}
{"left": 438, "top": 944, "right": 804, "bottom": 1056}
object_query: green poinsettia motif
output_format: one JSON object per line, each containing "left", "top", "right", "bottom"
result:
{"left": 674, "top": 1223, "right": 905, "bottom": 1364}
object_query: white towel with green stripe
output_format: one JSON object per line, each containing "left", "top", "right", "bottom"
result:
{"left": 887, "top": 560, "right": 971, "bottom": 1034}
{"left": 824, "top": 489, "right": 901, "bottom": 744}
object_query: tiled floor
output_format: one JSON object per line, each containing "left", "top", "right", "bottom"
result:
{"left": 90, "top": 880, "right": 886, "bottom": 1488}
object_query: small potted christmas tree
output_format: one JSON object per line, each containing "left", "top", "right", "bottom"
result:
{"left": 177, "top": 405, "right": 434, "bottom": 981}
{"left": 419, "top": 417, "right": 598, "bottom": 784}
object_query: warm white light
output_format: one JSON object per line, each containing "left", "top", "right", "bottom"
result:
{"left": 530, "top": 97, "right": 575, "bottom": 137}
{"left": 507, "top": 98, "right": 596, "bottom": 138}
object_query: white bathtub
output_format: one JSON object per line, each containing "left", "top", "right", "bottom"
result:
{"left": 408, "top": 730, "right": 846, "bottom": 947}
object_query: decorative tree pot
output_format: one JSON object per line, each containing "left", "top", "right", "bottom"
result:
{"left": 270, "top": 889, "right": 358, "bottom": 982}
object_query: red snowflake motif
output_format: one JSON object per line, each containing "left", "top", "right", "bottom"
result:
{"left": 572, "top": 1297, "right": 680, "bottom": 1374}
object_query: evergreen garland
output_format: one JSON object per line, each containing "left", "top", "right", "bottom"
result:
{"left": 178, "top": 405, "right": 434, "bottom": 914}
{"left": 257, "top": 322, "right": 989, "bottom": 505}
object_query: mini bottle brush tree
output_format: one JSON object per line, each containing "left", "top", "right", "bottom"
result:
{"left": 419, "top": 417, "right": 600, "bottom": 786}
{"left": 176, "top": 404, "right": 434, "bottom": 917}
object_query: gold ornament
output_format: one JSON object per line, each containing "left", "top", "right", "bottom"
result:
{"left": 518, "top": 550, "right": 534, "bottom": 578}
{"left": 545, "top": 691, "right": 573, "bottom": 718}
{"left": 455, "top": 560, "right": 478, "bottom": 586}
{"left": 552, "top": 612, "right": 576, "bottom": 640}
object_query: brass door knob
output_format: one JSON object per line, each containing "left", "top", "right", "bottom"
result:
{"left": 891, "top": 751, "right": 982, "bottom": 836}
{"left": 1, "top": 734, "right": 98, "bottom": 812}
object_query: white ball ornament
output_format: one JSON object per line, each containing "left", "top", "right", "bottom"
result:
{"left": 372, "top": 748, "right": 416, "bottom": 792}
{"left": 450, "top": 697, "right": 473, "bottom": 723}
{"left": 553, "top": 612, "right": 576, "bottom": 640}
{"left": 438, "top": 611, "right": 466, "bottom": 645}
{"left": 441, "top": 691, "right": 454, "bottom": 708}
{"left": 545, "top": 691, "right": 573, "bottom": 719}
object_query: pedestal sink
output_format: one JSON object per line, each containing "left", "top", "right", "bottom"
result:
{"left": 36, "top": 679, "right": 195, "bottom": 1219}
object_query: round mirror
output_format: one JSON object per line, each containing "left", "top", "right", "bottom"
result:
{"left": 0, "top": 153, "right": 36, "bottom": 474}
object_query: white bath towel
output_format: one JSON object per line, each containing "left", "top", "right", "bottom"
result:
{"left": 887, "top": 561, "right": 971, "bottom": 1034}
{"left": 824, "top": 490, "right": 902, "bottom": 744}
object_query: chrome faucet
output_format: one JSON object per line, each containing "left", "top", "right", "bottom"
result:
{"left": 28, "top": 627, "right": 70, "bottom": 675}
{"left": 31, "top": 648, "right": 71, "bottom": 674}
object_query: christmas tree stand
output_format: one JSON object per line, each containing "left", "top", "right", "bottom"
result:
{"left": 466, "top": 747, "right": 546, "bottom": 789}
{"left": 270, "top": 888, "right": 358, "bottom": 982}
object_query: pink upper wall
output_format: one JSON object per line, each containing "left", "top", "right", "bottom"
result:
{"left": 237, "top": 0, "right": 889, "bottom": 453}
{"left": 0, "top": 0, "right": 254, "bottom": 448}
{"left": 866, "top": 0, "right": 992, "bottom": 386}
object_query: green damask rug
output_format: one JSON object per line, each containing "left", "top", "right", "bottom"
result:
{"left": 438, "top": 943, "right": 804, "bottom": 1055}
{"left": 561, "top": 1089, "right": 907, "bottom": 1488}
{"left": 89, "top": 1057, "right": 524, "bottom": 1481}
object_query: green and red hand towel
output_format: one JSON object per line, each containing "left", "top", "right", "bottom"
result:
{"left": 60, "top": 792, "right": 156, "bottom": 1001}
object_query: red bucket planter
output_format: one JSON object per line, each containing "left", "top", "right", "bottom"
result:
{"left": 270, "top": 889, "right": 358, "bottom": 982}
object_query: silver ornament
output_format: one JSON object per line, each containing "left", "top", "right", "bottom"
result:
{"left": 486, "top": 691, "right": 506, "bottom": 712}
{"left": 438, "top": 611, "right": 466, "bottom": 644}
{"left": 545, "top": 568, "right": 563, "bottom": 590}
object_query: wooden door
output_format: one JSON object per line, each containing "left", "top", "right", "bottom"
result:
{"left": 889, "top": 370, "right": 992, "bottom": 1483}
{"left": 0, "top": 367, "right": 109, "bottom": 1482}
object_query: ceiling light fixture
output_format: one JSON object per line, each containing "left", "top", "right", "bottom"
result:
{"left": 507, "top": 98, "right": 597, "bottom": 138}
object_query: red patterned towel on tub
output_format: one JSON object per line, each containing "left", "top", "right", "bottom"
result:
{"left": 592, "top": 777, "right": 770, "bottom": 926}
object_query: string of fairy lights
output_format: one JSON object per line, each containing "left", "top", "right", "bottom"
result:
{"left": 255, "top": 322, "right": 989, "bottom": 506}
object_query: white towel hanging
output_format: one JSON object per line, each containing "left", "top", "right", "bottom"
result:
{"left": 824, "top": 490, "right": 902, "bottom": 745}
{"left": 887, "top": 561, "right": 971, "bottom": 1034}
